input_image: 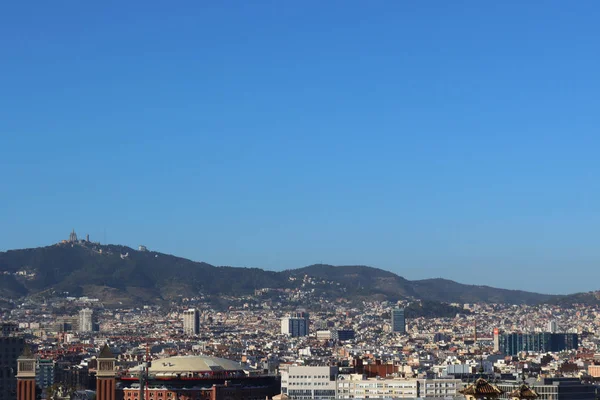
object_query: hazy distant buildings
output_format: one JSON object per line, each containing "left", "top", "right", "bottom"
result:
{"left": 78, "top": 308, "right": 96, "bottom": 332}
{"left": 183, "top": 308, "right": 200, "bottom": 335}
{"left": 391, "top": 307, "right": 406, "bottom": 333}
{"left": 281, "top": 312, "right": 309, "bottom": 337}
{"left": 316, "top": 329, "right": 355, "bottom": 341}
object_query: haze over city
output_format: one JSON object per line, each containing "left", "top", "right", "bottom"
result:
{"left": 2, "top": 2, "right": 600, "bottom": 294}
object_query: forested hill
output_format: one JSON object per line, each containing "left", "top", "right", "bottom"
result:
{"left": 0, "top": 242, "right": 567, "bottom": 306}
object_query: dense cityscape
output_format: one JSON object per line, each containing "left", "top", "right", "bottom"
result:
{"left": 3, "top": 0, "right": 598, "bottom": 399}
{"left": 1, "top": 233, "right": 600, "bottom": 400}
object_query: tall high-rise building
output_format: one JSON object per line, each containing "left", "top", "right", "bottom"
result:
{"left": 281, "top": 313, "right": 309, "bottom": 337}
{"left": 548, "top": 320, "right": 558, "bottom": 333}
{"left": 493, "top": 328, "right": 500, "bottom": 352}
{"left": 183, "top": 309, "right": 200, "bottom": 335}
{"left": 391, "top": 308, "right": 406, "bottom": 333}
{"left": 78, "top": 308, "right": 95, "bottom": 332}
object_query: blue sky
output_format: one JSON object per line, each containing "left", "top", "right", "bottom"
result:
{"left": 1, "top": 1, "right": 599, "bottom": 294}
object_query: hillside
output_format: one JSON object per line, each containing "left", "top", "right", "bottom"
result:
{"left": 0, "top": 242, "right": 566, "bottom": 307}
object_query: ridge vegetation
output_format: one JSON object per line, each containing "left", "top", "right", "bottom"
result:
{"left": 0, "top": 243, "right": 588, "bottom": 308}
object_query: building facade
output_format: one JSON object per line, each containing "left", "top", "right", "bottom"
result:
{"left": 78, "top": 308, "right": 95, "bottom": 333}
{"left": 285, "top": 371, "right": 462, "bottom": 399}
{"left": 183, "top": 308, "right": 200, "bottom": 335}
{"left": 391, "top": 308, "right": 406, "bottom": 334}
{"left": 418, "top": 378, "right": 462, "bottom": 398}
{"left": 281, "top": 317, "right": 309, "bottom": 337}
{"left": 36, "top": 358, "right": 55, "bottom": 393}
{"left": 337, "top": 374, "right": 418, "bottom": 399}
{"left": 280, "top": 365, "right": 338, "bottom": 399}
{"left": 498, "top": 333, "right": 578, "bottom": 356}
{"left": 315, "top": 329, "right": 355, "bottom": 341}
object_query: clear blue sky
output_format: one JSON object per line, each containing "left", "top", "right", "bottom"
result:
{"left": 1, "top": 1, "right": 599, "bottom": 295}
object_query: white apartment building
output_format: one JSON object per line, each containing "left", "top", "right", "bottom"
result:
{"left": 281, "top": 365, "right": 338, "bottom": 400}
{"left": 281, "top": 365, "right": 462, "bottom": 399}
{"left": 337, "top": 374, "right": 418, "bottom": 399}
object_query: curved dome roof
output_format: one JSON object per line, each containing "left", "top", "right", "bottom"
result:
{"left": 142, "top": 355, "right": 244, "bottom": 374}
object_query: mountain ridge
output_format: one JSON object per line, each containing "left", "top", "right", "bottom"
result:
{"left": 0, "top": 242, "right": 594, "bottom": 307}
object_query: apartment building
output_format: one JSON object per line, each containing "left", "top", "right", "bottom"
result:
{"left": 337, "top": 374, "right": 418, "bottom": 399}
{"left": 280, "top": 365, "right": 338, "bottom": 400}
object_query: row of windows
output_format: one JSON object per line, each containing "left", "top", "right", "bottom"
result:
{"left": 288, "top": 382, "right": 333, "bottom": 386}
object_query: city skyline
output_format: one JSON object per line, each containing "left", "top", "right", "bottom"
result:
{"left": 2, "top": 2, "right": 600, "bottom": 294}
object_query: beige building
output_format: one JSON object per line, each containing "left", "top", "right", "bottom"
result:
{"left": 588, "top": 365, "right": 600, "bottom": 378}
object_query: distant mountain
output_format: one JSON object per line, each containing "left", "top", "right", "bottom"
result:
{"left": 0, "top": 242, "right": 569, "bottom": 307}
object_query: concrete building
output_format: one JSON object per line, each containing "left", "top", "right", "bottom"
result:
{"left": 316, "top": 330, "right": 333, "bottom": 340}
{"left": 183, "top": 308, "right": 200, "bottom": 335}
{"left": 36, "top": 358, "right": 55, "bottom": 393}
{"left": 0, "top": 337, "right": 25, "bottom": 400}
{"left": 391, "top": 307, "right": 406, "bottom": 333}
{"left": 335, "top": 375, "right": 461, "bottom": 398}
{"left": 78, "top": 308, "right": 95, "bottom": 332}
{"left": 280, "top": 365, "right": 338, "bottom": 399}
{"left": 418, "top": 378, "right": 462, "bottom": 398}
{"left": 281, "top": 314, "right": 309, "bottom": 337}
{"left": 588, "top": 364, "right": 600, "bottom": 378}
{"left": 548, "top": 320, "right": 558, "bottom": 333}
{"left": 315, "top": 329, "right": 355, "bottom": 341}
{"left": 337, "top": 374, "right": 418, "bottom": 399}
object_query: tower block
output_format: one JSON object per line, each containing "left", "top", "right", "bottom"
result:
{"left": 17, "top": 346, "right": 36, "bottom": 400}
{"left": 97, "top": 344, "right": 117, "bottom": 400}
